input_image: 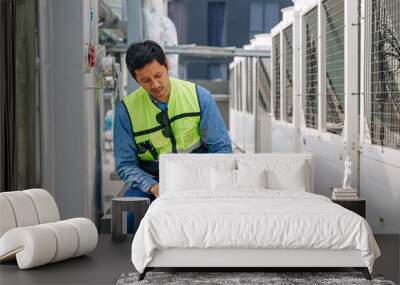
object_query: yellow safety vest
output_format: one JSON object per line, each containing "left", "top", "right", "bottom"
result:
{"left": 123, "top": 78, "right": 202, "bottom": 161}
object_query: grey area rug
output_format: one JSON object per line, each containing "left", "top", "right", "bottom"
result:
{"left": 116, "top": 271, "right": 396, "bottom": 285}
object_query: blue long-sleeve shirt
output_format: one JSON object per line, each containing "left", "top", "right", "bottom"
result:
{"left": 114, "top": 84, "right": 232, "bottom": 194}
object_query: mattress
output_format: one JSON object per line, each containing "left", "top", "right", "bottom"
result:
{"left": 131, "top": 189, "right": 380, "bottom": 273}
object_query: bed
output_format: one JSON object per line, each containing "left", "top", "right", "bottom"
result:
{"left": 131, "top": 153, "right": 380, "bottom": 280}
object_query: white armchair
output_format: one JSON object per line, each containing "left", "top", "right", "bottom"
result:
{"left": 0, "top": 189, "right": 98, "bottom": 269}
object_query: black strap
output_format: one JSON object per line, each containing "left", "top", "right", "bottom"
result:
{"left": 169, "top": 128, "right": 177, "bottom": 153}
{"left": 132, "top": 112, "right": 201, "bottom": 138}
{"left": 133, "top": 125, "right": 164, "bottom": 137}
{"left": 170, "top": 112, "right": 201, "bottom": 123}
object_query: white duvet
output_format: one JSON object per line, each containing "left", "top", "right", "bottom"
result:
{"left": 131, "top": 190, "right": 380, "bottom": 273}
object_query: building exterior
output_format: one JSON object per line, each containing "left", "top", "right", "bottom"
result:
{"left": 168, "top": 0, "right": 291, "bottom": 80}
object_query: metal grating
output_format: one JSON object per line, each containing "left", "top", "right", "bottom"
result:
{"left": 324, "top": 0, "right": 345, "bottom": 134}
{"left": 249, "top": 58, "right": 254, "bottom": 114}
{"left": 284, "top": 25, "right": 293, "bottom": 122}
{"left": 258, "top": 58, "right": 272, "bottom": 113}
{"left": 246, "top": 59, "right": 250, "bottom": 113}
{"left": 229, "top": 66, "right": 235, "bottom": 109}
{"left": 273, "top": 34, "right": 281, "bottom": 120}
{"left": 238, "top": 62, "right": 242, "bottom": 111}
{"left": 365, "top": 0, "right": 400, "bottom": 149}
{"left": 236, "top": 63, "right": 242, "bottom": 111}
{"left": 304, "top": 7, "right": 319, "bottom": 129}
{"left": 246, "top": 58, "right": 253, "bottom": 114}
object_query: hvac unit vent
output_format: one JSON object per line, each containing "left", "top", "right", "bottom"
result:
{"left": 284, "top": 25, "right": 293, "bottom": 123}
{"left": 229, "top": 65, "right": 235, "bottom": 109}
{"left": 238, "top": 62, "right": 243, "bottom": 111}
{"left": 257, "top": 58, "right": 271, "bottom": 113}
{"left": 235, "top": 64, "right": 240, "bottom": 111}
{"left": 304, "top": 7, "right": 319, "bottom": 129}
{"left": 246, "top": 58, "right": 254, "bottom": 114}
{"left": 273, "top": 34, "right": 281, "bottom": 120}
{"left": 365, "top": 0, "right": 400, "bottom": 149}
{"left": 250, "top": 58, "right": 254, "bottom": 114}
{"left": 324, "top": 0, "right": 345, "bottom": 134}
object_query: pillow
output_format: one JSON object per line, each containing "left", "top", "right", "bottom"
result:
{"left": 211, "top": 168, "right": 237, "bottom": 190}
{"left": 237, "top": 159, "right": 309, "bottom": 191}
{"left": 211, "top": 169, "right": 268, "bottom": 190}
{"left": 267, "top": 162, "right": 307, "bottom": 191}
{"left": 167, "top": 162, "right": 211, "bottom": 191}
{"left": 236, "top": 169, "right": 268, "bottom": 189}
{"left": 166, "top": 158, "right": 236, "bottom": 192}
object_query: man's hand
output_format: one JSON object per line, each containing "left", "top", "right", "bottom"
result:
{"left": 149, "top": 183, "right": 160, "bottom": 198}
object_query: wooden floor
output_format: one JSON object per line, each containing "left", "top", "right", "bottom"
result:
{"left": 0, "top": 235, "right": 398, "bottom": 285}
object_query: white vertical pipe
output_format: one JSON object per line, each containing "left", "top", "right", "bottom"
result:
{"left": 293, "top": 11, "right": 302, "bottom": 151}
{"left": 360, "top": 0, "right": 367, "bottom": 144}
{"left": 271, "top": 34, "right": 275, "bottom": 120}
{"left": 299, "top": 10, "right": 307, "bottom": 132}
{"left": 344, "top": 0, "right": 360, "bottom": 191}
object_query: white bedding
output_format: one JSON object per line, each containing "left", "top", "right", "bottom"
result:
{"left": 131, "top": 190, "right": 380, "bottom": 273}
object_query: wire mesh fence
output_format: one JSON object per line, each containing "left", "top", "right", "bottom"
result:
{"left": 258, "top": 58, "right": 272, "bottom": 113}
{"left": 284, "top": 25, "right": 293, "bottom": 123}
{"left": 365, "top": 0, "right": 400, "bottom": 149}
{"left": 304, "top": 7, "right": 319, "bottom": 129}
{"left": 273, "top": 34, "right": 281, "bottom": 120}
{"left": 324, "top": 0, "right": 345, "bottom": 134}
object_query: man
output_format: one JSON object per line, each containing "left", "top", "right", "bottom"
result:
{"left": 114, "top": 40, "right": 232, "bottom": 207}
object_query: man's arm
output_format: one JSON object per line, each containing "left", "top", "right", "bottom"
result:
{"left": 197, "top": 85, "right": 233, "bottom": 153}
{"left": 114, "top": 102, "right": 159, "bottom": 195}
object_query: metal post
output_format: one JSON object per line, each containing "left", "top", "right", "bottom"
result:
{"left": 344, "top": 0, "right": 360, "bottom": 191}
{"left": 318, "top": 0, "right": 327, "bottom": 132}
{"left": 293, "top": 11, "right": 302, "bottom": 152}
{"left": 126, "top": 0, "right": 142, "bottom": 93}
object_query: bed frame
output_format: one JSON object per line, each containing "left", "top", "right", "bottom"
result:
{"left": 137, "top": 154, "right": 372, "bottom": 281}
{"left": 139, "top": 248, "right": 371, "bottom": 280}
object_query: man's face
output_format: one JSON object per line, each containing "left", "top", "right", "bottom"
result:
{"left": 134, "top": 60, "right": 171, "bottom": 103}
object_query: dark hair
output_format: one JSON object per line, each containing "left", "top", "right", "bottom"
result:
{"left": 125, "top": 40, "right": 167, "bottom": 79}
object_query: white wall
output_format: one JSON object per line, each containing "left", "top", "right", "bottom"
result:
{"left": 271, "top": 122, "right": 296, "bottom": 152}
{"left": 39, "top": 0, "right": 102, "bottom": 224}
{"left": 360, "top": 145, "right": 400, "bottom": 234}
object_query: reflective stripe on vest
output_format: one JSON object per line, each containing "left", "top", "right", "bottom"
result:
{"left": 123, "top": 78, "right": 201, "bottom": 161}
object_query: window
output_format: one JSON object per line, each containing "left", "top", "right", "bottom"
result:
{"left": 365, "top": 0, "right": 400, "bottom": 149}
{"left": 284, "top": 25, "right": 293, "bottom": 122}
{"left": 304, "top": 7, "right": 319, "bottom": 129}
{"left": 249, "top": 1, "right": 279, "bottom": 39}
{"left": 264, "top": 3, "right": 280, "bottom": 32}
{"left": 208, "top": 2, "right": 226, "bottom": 47}
{"left": 208, "top": 63, "right": 227, "bottom": 80}
{"left": 273, "top": 34, "right": 281, "bottom": 120}
{"left": 324, "top": 0, "right": 345, "bottom": 134}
